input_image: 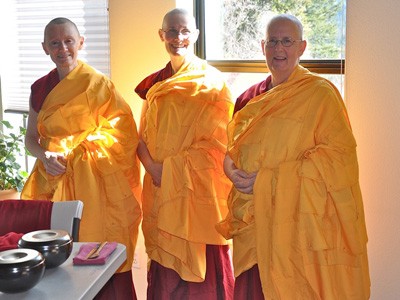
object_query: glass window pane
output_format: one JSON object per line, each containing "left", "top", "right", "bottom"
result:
{"left": 203, "top": 0, "right": 346, "bottom": 61}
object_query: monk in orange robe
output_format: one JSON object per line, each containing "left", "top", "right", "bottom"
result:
{"left": 217, "top": 14, "right": 370, "bottom": 299}
{"left": 135, "top": 8, "right": 234, "bottom": 299}
{"left": 21, "top": 17, "right": 141, "bottom": 299}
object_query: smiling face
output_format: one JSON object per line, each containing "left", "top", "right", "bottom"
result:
{"left": 158, "top": 10, "right": 199, "bottom": 60}
{"left": 262, "top": 15, "right": 306, "bottom": 85}
{"left": 42, "top": 21, "right": 84, "bottom": 77}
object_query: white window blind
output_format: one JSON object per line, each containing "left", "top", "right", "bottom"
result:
{"left": 0, "top": 0, "right": 110, "bottom": 113}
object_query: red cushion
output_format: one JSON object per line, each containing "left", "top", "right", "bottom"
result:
{"left": 0, "top": 199, "right": 53, "bottom": 235}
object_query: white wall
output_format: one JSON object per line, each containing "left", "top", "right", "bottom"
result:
{"left": 346, "top": 1, "right": 400, "bottom": 299}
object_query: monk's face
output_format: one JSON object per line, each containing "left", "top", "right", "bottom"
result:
{"left": 159, "top": 12, "right": 199, "bottom": 58}
{"left": 262, "top": 18, "right": 306, "bottom": 82}
{"left": 42, "top": 23, "right": 84, "bottom": 73}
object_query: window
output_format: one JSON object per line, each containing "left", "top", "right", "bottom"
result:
{"left": 191, "top": 0, "right": 346, "bottom": 98}
{"left": 0, "top": 0, "right": 110, "bottom": 113}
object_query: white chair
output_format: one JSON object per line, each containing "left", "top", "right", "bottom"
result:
{"left": 51, "top": 200, "right": 84, "bottom": 242}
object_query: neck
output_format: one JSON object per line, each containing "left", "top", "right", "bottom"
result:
{"left": 170, "top": 54, "right": 193, "bottom": 74}
{"left": 170, "top": 57, "right": 182, "bottom": 74}
{"left": 270, "top": 66, "right": 299, "bottom": 88}
{"left": 270, "top": 73, "right": 291, "bottom": 88}
{"left": 57, "top": 63, "right": 78, "bottom": 80}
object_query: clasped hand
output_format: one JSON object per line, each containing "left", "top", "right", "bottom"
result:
{"left": 43, "top": 151, "right": 67, "bottom": 176}
{"left": 224, "top": 155, "right": 257, "bottom": 194}
{"left": 228, "top": 168, "right": 257, "bottom": 194}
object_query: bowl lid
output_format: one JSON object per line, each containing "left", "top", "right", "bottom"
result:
{"left": 20, "top": 229, "right": 71, "bottom": 246}
{"left": 0, "top": 248, "right": 43, "bottom": 265}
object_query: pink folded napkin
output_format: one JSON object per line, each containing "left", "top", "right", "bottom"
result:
{"left": 73, "top": 242, "right": 117, "bottom": 265}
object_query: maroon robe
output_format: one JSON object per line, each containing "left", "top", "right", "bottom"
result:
{"left": 31, "top": 68, "right": 60, "bottom": 113}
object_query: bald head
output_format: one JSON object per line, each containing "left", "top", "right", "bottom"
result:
{"left": 266, "top": 14, "right": 303, "bottom": 40}
{"left": 162, "top": 8, "right": 197, "bottom": 30}
{"left": 44, "top": 17, "right": 80, "bottom": 42}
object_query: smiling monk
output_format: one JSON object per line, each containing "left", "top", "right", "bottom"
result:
{"left": 21, "top": 17, "right": 142, "bottom": 299}
{"left": 135, "top": 8, "right": 234, "bottom": 300}
{"left": 217, "top": 14, "right": 370, "bottom": 300}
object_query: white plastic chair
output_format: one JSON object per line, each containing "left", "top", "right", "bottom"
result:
{"left": 51, "top": 200, "right": 84, "bottom": 242}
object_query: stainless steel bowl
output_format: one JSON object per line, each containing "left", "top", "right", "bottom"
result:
{"left": 18, "top": 229, "right": 73, "bottom": 268}
{"left": 0, "top": 248, "right": 45, "bottom": 293}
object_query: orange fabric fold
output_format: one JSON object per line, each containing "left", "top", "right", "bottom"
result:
{"left": 217, "top": 66, "right": 370, "bottom": 299}
{"left": 140, "top": 57, "right": 233, "bottom": 282}
{"left": 21, "top": 61, "right": 142, "bottom": 273}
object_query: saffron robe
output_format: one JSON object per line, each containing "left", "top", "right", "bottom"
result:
{"left": 217, "top": 66, "right": 370, "bottom": 299}
{"left": 21, "top": 61, "right": 142, "bottom": 273}
{"left": 137, "top": 57, "right": 233, "bottom": 282}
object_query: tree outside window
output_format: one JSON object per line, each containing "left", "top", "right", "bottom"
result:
{"left": 193, "top": 0, "right": 346, "bottom": 98}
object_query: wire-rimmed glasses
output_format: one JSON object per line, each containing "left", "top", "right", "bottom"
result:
{"left": 265, "top": 38, "right": 303, "bottom": 48}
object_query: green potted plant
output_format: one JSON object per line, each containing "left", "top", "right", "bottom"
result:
{"left": 0, "top": 119, "right": 30, "bottom": 197}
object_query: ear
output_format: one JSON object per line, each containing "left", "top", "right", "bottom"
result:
{"left": 261, "top": 40, "right": 266, "bottom": 56}
{"left": 191, "top": 29, "right": 200, "bottom": 43}
{"left": 158, "top": 29, "right": 165, "bottom": 41}
{"left": 78, "top": 36, "right": 85, "bottom": 50}
{"left": 42, "top": 42, "right": 49, "bottom": 55}
{"left": 298, "top": 39, "right": 307, "bottom": 56}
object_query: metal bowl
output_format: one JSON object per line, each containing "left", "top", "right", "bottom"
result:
{"left": 0, "top": 248, "right": 45, "bottom": 293}
{"left": 18, "top": 229, "right": 73, "bottom": 268}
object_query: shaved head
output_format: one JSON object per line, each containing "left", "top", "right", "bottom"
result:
{"left": 44, "top": 17, "right": 80, "bottom": 42}
{"left": 266, "top": 14, "right": 303, "bottom": 39}
{"left": 162, "top": 8, "right": 197, "bottom": 30}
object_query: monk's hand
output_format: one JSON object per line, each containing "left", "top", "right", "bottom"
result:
{"left": 224, "top": 154, "right": 257, "bottom": 194}
{"left": 229, "top": 169, "right": 257, "bottom": 194}
{"left": 42, "top": 151, "right": 67, "bottom": 176}
{"left": 148, "top": 161, "right": 163, "bottom": 187}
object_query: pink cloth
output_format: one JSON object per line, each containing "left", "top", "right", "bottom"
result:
{"left": 0, "top": 199, "right": 53, "bottom": 235}
{"left": 0, "top": 232, "right": 24, "bottom": 251}
{"left": 147, "top": 245, "right": 234, "bottom": 300}
{"left": 73, "top": 242, "right": 117, "bottom": 265}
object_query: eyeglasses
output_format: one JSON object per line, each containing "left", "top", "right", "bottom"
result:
{"left": 162, "top": 28, "right": 193, "bottom": 39}
{"left": 265, "top": 38, "right": 302, "bottom": 48}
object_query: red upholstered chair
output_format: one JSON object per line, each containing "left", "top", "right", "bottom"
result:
{"left": 0, "top": 199, "right": 83, "bottom": 242}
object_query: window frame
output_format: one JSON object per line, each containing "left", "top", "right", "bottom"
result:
{"left": 193, "top": 0, "right": 345, "bottom": 75}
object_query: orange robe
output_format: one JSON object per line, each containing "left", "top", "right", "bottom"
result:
{"left": 217, "top": 66, "right": 370, "bottom": 299}
{"left": 21, "top": 61, "right": 142, "bottom": 273}
{"left": 139, "top": 57, "right": 233, "bottom": 282}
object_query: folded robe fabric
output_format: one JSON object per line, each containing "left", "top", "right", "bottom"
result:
{"left": 137, "top": 56, "right": 233, "bottom": 282}
{"left": 21, "top": 61, "right": 142, "bottom": 273}
{"left": 216, "top": 65, "right": 370, "bottom": 299}
{"left": 73, "top": 242, "right": 117, "bottom": 265}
